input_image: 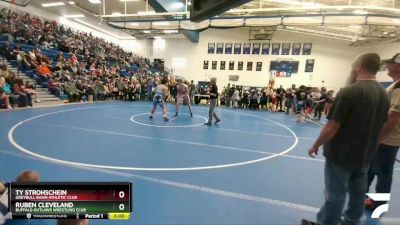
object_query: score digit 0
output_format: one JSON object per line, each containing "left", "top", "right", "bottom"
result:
{"left": 119, "top": 191, "right": 125, "bottom": 198}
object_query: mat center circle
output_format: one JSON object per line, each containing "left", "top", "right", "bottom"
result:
{"left": 130, "top": 112, "right": 208, "bottom": 128}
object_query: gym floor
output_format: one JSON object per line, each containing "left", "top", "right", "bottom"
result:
{"left": 0, "top": 101, "right": 399, "bottom": 225}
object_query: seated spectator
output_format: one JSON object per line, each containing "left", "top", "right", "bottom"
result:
{"left": 1, "top": 77, "right": 18, "bottom": 107}
{"left": 13, "top": 78, "right": 32, "bottom": 107}
{"left": 0, "top": 64, "right": 12, "bottom": 80}
{"left": 47, "top": 76, "right": 62, "bottom": 97}
{"left": 18, "top": 51, "right": 35, "bottom": 71}
{"left": 69, "top": 62, "right": 78, "bottom": 74}
{"left": 63, "top": 80, "right": 80, "bottom": 102}
{"left": 0, "top": 42, "right": 15, "bottom": 60}
{"left": 94, "top": 80, "right": 105, "bottom": 101}
{"left": 25, "top": 80, "right": 40, "bottom": 103}
{"left": 70, "top": 53, "right": 78, "bottom": 64}
{"left": 0, "top": 87, "right": 11, "bottom": 109}
{"left": 36, "top": 62, "right": 52, "bottom": 81}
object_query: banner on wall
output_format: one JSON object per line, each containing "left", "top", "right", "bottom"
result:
{"left": 212, "top": 61, "right": 217, "bottom": 70}
{"left": 281, "top": 43, "right": 291, "bottom": 55}
{"left": 252, "top": 43, "right": 261, "bottom": 55}
{"left": 203, "top": 60, "right": 209, "bottom": 69}
{"left": 234, "top": 43, "right": 242, "bottom": 54}
{"left": 305, "top": 59, "right": 315, "bottom": 72}
{"left": 303, "top": 43, "right": 312, "bottom": 55}
{"left": 208, "top": 43, "right": 215, "bottom": 54}
{"left": 225, "top": 43, "right": 233, "bottom": 54}
{"left": 271, "top": 43, "right": 281, "bottom": 55}
{"left": 220, "top": 61, "right": 226, "bottom": 70}
{"left": 238, "top": 61, "right": 244, "bottom": 70}
{"left": 243, "top": 43, "right": 251, "bottom": 54}
{"left": 256, "top": 62, "right": 262, "bottom": 71}
{"left": 292, "top": 43, "right": 301, "bottom": 55}
{"left": 229, "top": 61, "right": 235, "bottom": 70}
{"left": 262, "top": 43, "right": 270, "bottom": 55}
{"left": 216, "top": 42, "right": 224, "bottom": 54}
{"left": 247, "top": 61, "right": 253, "bottom": 71}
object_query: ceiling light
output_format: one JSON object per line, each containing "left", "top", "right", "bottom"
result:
{"left": 129, "top": 22, "right": 139, "bottom": 26}
{"left": 153, "top": 21, "right": 170, "bottom": 26}
{"left": 353, "top": 10, "right": 368, "bottom": 15}
{"left": 69, "top": 1, "right": 76, "bottom": 4}
{"left": 88, "top": 0, "right": 101, "bottom": 4}
{"left": 112, "top": 12, "right": 122, "bottom": 16}
{"left": 64, "top": 14, "right": 85, "bottom": 18}
{"left": 188, "top": 2, "right": 191, "bottom": 6}
{"left": 142, "top": 30, "right": 151, "bottom": 33}
{"left": 163, "top": 30, "right": 179, "bottom": 34}
{"left": 41, "top": 2, "right": 65, "bottom": 7}
{"left": 171, "top": 2, "right": 184, "bottom": 9}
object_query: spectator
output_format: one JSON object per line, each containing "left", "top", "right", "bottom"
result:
{"left": 134, "top": 80, "right": 141, "bottom": 101}
{"left": 0, "top": 86, "right": 11, "bottom": 109}
{"left": 276, "top": 85, "right": 285, "bottom": 112}
{"left": 366, "top": 53, "right": 400, "bottom": 210}
{"left": 204, "top": 77, "right": 220, "bottom": 125}
{"left": 302, "top": 53, "right": 390, "bottom": 225}
{"left": 13, "top": 78, "right": 32, "bottom": 107}
{"left": 313, "top": 87, "right": 328, "bottom": 120}
{"left": 63, "top": 80, "right": 80, "bottom": 102}
{"left": 36, "top": 62, "right": 52, "bottom": 81}
{"left": 286, "top": 88, "right": 296, "bottom": 114}
{"left": 47, "top": 76, "right": 62, "bottom": 97}
{"left": 0, "top": 76, "right": 16, "bottom": 108}
{"left": 232, "top": 87, "right": 240, "bottom": 109}
{"left": 0, "top": 64, "right": 13, "bottom": 80}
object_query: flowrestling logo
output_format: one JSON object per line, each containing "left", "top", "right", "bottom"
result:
{"left": 366, "top": 193, "right": 391, "bottom": 219}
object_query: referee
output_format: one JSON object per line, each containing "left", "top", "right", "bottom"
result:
{"left": 204, "top": 77, "right": 220, "bottom": 125}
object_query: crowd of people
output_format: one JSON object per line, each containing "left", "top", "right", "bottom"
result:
{"left": 220, "top": 83, "right": 335, "bottom": 122}
{"left": 0, "top": 6, "right": 169, "bottom": 109}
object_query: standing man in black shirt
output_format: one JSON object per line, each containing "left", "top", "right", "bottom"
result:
{"left": 276, "top": 85, "right": 285, "bottom": 112}
{"left": 204, "top": 77, "right": 220, "bottom": 125}
{"left": 302, "top": 53, "right": 390, "bottom": 225}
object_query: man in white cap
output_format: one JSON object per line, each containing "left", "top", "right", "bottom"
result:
{"left": 365, "top": 53, "right": 400, "bottom": 210}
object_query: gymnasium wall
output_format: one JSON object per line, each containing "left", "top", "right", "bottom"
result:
{"left": 152, "top": 27, "right": 395, "bottom": 91}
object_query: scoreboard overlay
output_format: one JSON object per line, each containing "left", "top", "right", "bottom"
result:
{"left": 8, "top": 182, "right": 132, "bottom": 220}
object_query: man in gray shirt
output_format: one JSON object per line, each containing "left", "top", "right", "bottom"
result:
{"left": 302, "top": 53, "right": 390, "bottom": 225}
